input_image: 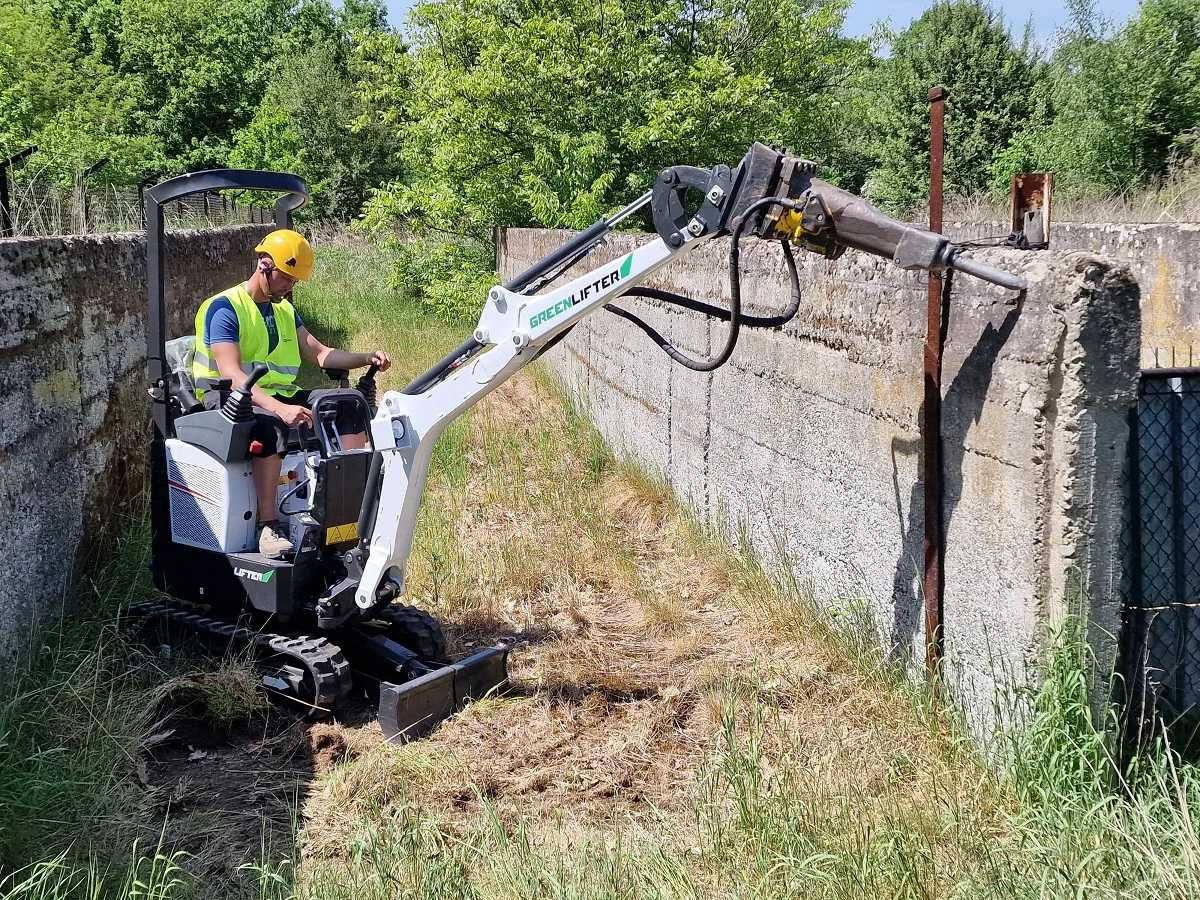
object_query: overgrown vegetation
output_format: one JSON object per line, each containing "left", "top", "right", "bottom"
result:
{"left": 6, "top": 0, "right": 1200, "bottom": 307}
{"left": 0, "top": 0, "right": 401, "bottom": 215}
{"left": 4, "top": 238, "right": 1200, "bottom": 898}
{"left": 0, "top": 503, "right": 266, "bottom": 882}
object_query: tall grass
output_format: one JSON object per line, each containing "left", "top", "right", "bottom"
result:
{"left": 0, "top": 506, "right": 160, "bottom": 874}
{"left": 984, "top": 624, "right": 1200, "bottom": 898}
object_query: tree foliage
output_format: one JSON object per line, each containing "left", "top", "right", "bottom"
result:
{"left": 864, "top": 1, "right": 1038, "bottom": 209}
{"left": 355, "top": 0, "right": 872, "bottom": 312}
{"left": 4, "top": 0, "right": 1200, "bottom": 254}
{"left": 0, "top": 1, "right": 161, "bottom": 183}
{"left": 0, "top": 0, "right": 396, "bottom": 200}
{"left": 994, "top": 0, "right": 1200, "bottom": 194}
{"left": 112, "top": 0, "right": 291, "bottom": 171}
{"left": 362, "top": 0, "right": 870, "bottom": 245}
{"left": 229, "top": 1, "right": 404, "bottom": 220}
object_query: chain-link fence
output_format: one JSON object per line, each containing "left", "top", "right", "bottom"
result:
{"left": 1120, "top": 361, "right": 1200, "bottom": 751}
{"left": 0, "top": 179, "right": 274, "bottom": 237}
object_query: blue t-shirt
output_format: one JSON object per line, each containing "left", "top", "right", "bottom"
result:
{"left": 204, "top": 289, "right": 305, "bottom": 354}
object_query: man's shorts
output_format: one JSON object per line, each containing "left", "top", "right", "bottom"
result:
{"left": 203, "top": 389, "right": 366, "bottom": 457}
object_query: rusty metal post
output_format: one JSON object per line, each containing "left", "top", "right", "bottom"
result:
{"left": 924, "top": 86, "right": 947, "bottom": 686}
{"left": 77, "top": 157, "right": 109, "bottom": 233}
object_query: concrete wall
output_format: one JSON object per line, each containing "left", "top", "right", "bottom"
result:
{"left": 499, "top": 228, "right": 1141, "bottom": 735}
{"left": 0, "top": 225, "right": 268, "bottom": 660}
{"left": 949, "top": 221, "right": 1200, "bottom": 366}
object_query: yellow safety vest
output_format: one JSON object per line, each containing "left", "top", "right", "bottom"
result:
{"left": 193, "top": 284, "right": 302, "bottom": 398}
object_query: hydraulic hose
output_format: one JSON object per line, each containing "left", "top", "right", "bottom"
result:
{"left": 621, "top": 240, "right": 801, "bottom": 328}
{"left": 401, "top": 335, "right": 483, "bottom": 395}
{"left": 605, "top": 196, "right": 795, "bottom": 372}
{"left": 278, "top": 476, "right": 312, "bottom": 517}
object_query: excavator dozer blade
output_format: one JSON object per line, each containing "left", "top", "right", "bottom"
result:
{"left": 378, "top": 644, "right": 510, "bottom": 742}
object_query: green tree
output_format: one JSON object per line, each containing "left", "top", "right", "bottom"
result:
{"left": 6, "top": 0, "right": 397, "bottom": 189}
{"left": 0, "top": 4, "right": 81, "bottom": 152}
{"left": 229, "top": 28, "right": 404, "bottom": 220}
{"left": 864, "top": 1, "right": 1039, "bottom": 210}
{"left": 994, "top": 0, "right": 1200, "bottom": 194}
{"left": 112, "top": 0, "right": 294, "bottom": 171}
{"left": 360, "top": 0, "right": 870, "bottom": 314}
{"left": 0, "top": 1, "right": 160, "bottom": 184}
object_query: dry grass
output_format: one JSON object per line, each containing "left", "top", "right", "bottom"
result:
{"left": 269, "top": 242, "right": 1009, "bottom": 894}
{"left": 148, "top": 662, "right": 269, "bottom": 730}
{"left": 909, "top": 170, "right": 1200, "bottom": 227}
{"left": 286, "top": 360, "right": 1000, "bottom": 895}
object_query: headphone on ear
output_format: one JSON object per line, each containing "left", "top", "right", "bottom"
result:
{"left": 257, "top": 256, "right": 289, "bottom": 300}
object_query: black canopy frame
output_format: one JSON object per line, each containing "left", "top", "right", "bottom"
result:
{"left": 145, "top": 169, "right": 308, "bottom": 437}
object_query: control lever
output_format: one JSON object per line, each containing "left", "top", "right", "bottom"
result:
{"left": 356, "top": 363, "right": 380, "bottom": 414}
{"left": 220, "top": 363, "right": 269, "bottom": 423}
{"left": 324, "top": 367, "right": 351, "bottom": 387}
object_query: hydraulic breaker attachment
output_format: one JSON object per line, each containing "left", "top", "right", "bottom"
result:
{"left": 378, "top": 644, "right": 510, "bottom": 742}
{"left": 721, "top": 143, "right": 1028, "bottom": 292}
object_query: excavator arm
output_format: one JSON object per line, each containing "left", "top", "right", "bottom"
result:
{"left": 352, "top": 143, "right": 1027, "bottom": 612}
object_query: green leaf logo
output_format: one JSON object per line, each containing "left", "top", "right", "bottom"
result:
{"left": 619, "top": 253, "right": 634, "bottom": 279}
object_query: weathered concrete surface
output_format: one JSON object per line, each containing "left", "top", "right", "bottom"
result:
{"left": 950, "top": 221, "right": 1200, "bottom": 367}
{"left": 0, "top": 226, "right": 268, "bottom": 661}
{"left": 500, "top": 228, "right": 1140, "bottom": 735}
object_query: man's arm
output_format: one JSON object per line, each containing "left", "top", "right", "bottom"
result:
{"left": 297, "top": 326, "right": 391, "bottom": 371}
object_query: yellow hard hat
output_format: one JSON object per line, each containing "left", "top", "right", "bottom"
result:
{"left": 254, "top": 229, "right": 314, "bottom": 281}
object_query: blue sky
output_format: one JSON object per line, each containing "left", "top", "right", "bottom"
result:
{"left": 382, "top": 0, "right": 1141, "bottom": 45}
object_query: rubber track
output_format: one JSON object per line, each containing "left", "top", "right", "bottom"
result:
{"left": 373, "top": 603, "right": 449, "bottom": 663}
{"left": 127, "top": 599, "right": 353, "bottom": 712}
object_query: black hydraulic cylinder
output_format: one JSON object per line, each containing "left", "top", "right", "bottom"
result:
{"left": 357, "top": 450, "right": 384, "bottom": 552}
{"left": 401, "top": 336, "right": 483, "bottom": 395}
{"left": 502, "top": 217, "right": 610, "bottom": 294}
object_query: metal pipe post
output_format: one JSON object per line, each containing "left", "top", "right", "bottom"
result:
{"left": 924, "top": 85, "right": 947, "bottom": 686}
{"left": 137, "top": 173, "right": 158, "bottom": 230}
{"left": 78, "top": 158, "right": 109, "bottom": 233}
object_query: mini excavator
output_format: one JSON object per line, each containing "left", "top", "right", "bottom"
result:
{"left": 133, "top": 143, "right": 1025, "bottom": 741}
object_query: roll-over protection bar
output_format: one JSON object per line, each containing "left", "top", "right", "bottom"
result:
{"left": 145, "top": 169, "right": 309, "bottom": 438}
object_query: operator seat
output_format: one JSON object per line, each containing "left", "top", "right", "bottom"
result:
{"left": 165, "top": 336, "right": 203, "bottom": 416}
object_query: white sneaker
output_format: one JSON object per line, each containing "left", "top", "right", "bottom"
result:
{"left": 258, "top": 523, "right": 292, "bottom": 559}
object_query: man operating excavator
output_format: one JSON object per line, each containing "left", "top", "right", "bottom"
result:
{"left": 192, "top": 229, "right": 392, "bottom": 558}
{"left": 138, "top": 143, "right": 1027, "bottom": 740}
